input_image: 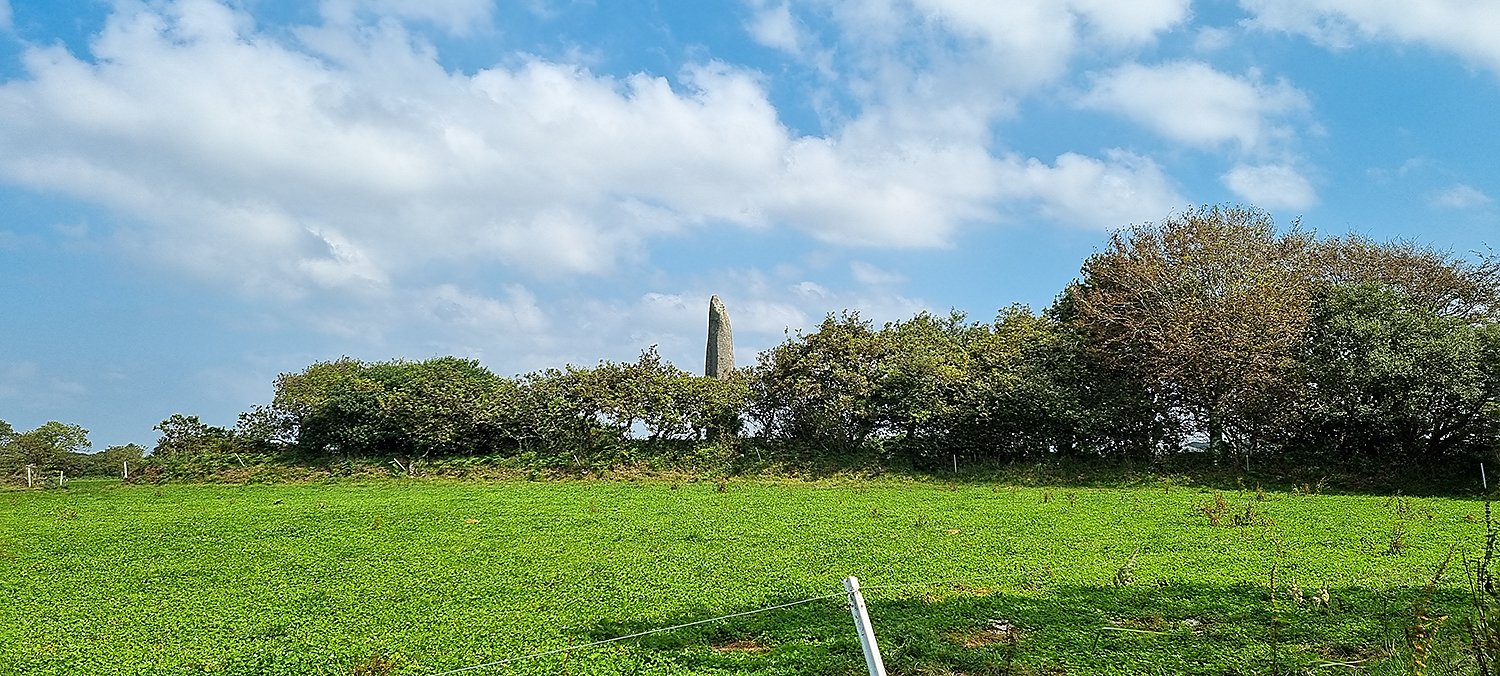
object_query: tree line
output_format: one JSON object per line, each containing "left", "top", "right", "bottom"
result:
{"left": 0, "top": 419, "right": 145, "bottom": 480}
{"left": 9, "top": 205, "right": 1500, "bottom": 479}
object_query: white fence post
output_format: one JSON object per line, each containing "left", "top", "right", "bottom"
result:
{"left": 59, "top": 470, "right": 64, "bottom": 487}
{"left": 123, "top": 461, "right": 129, "bottom": 480}
{"left": 25, "top": 464, "right": 33, "bottom": 488}
{"left": 843, "top": 576, "right": 888, "bottom": 676}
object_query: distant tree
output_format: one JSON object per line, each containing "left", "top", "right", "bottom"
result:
{"left": 153, "top": 414, "right": 234, "bottom": 457}
{"left": 97, "top": 443, "right": 148, "bottom": 474}
{"left": 269, "top": 356, "right": 562, "bottom": 459}
{"left": 1, "top": 421, "right": 92, "bottom": 473}
{"left": 1314, "top": 235, "right": 1500, "bottom": 321}
{"left": 512, "top": 367, "right": 607, "bottom": 455}
{"left": 872, "top": 310, "right": 975, "bottom": 454}
{"left": 234, "top": 405, "right": 295, "bottom": 449}
{"left": 375, "top": 356, "right": 519, "bottom": 457}
{"left": 1067, "top": 205, "right": 1317, "bottom": 456}
{"left": 1291, "top": 284, "right": 1500, "bottom": 460}
{"left": 956, "top": 306, "right": 1171, "bottom": 461}
{"left": 748, "top": 312, "right": 891, "bottom": 450}
{"left": 271, "top": 359, "right": 399, "bottom": 458}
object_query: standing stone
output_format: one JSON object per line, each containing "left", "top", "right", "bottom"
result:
{"left": 706, "top": 295, "right": 735, "bottom": 378}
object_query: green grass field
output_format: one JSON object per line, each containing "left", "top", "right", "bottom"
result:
{"left": 0, "top": 476, "right": 1488, "bottom": 675}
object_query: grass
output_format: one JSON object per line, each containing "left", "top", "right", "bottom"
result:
{"left": 0, "top": 476, "right": 1490, "bottom": 675}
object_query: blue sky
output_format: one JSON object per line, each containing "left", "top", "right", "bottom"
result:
{"left": 1, "top": 0, "right": 1498, "bottom": 449}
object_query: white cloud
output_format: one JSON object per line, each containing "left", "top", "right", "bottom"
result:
{"left": 738, "top": 299, "right": 812, "bottom": 335}
{"left": 1001, "top": 150, "right": 1184, "bottom": 229}
{"left": 419, "top": 284, "right": 547, "bottom": 333}
{"left": 1242, "top": 0, "right": 1500, "bottom": 74}
{"left": 0, "top": 1, "right": 1081, "bottom": 299}
{"left": 1193, "top": 26, "right": 1233, "bottom": 52}
{"left": 1079, "top": 61, "right": 1309, "bottom": 152}
{"left": 0, "top": 0, "right": 1181, "bottom": 305}
{"left": 747, "top": 1, "right": 806, "bottom": 55}
{"left": 756, "top": 133, "right": 1002, "bottom": 247}
{"left": 1065, "top": 0, "right": 1196, "bottom": 44}
{"left": 320, "top": 0, "right": 494, "bottom": 35}
{"left": 903, "top": 0, "right": 1193, "bottom": 61}
{"left": 0, "top": 0, "right": 12, "bottom": 32}
{"left": 759, "top": 0, "right": 1192, "bottom": 143}
{"left": 794, "top": 281, "right": 832, "bottom": 298}
{"left": 1430, "top": 183, "right": 1493, "bottom": 209}
{"left": 1221, "top": 163, "right": 1318, "bottom": 209}
{"left": 850, "top": 261, "right": 905, "bottom": 286}
{"left": 0, "top": 361, "right": 39, "bottom": 399}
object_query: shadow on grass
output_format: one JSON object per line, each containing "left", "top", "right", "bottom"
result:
{"left": 915, "top": 454, "right": 1498, "bottom": 499}
{"left": 555, "top": 579, "right": 1469, "bottom": 676}
{"left": 91, "top": 441, "right": 1495, "bottom": 500}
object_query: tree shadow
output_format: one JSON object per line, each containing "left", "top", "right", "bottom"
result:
{"left": 920, "top": 455, "right": 1495, "bottom": 498}
{"left": 565, "top": 578, "right": 1468, "bottom": 676}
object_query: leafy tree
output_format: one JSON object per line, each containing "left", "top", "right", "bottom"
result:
{"left": 1, "top": 421, "right": 91, "bottom": 474}
{"left": 1291, "top": 284, "right": 1500, "bottom": 460}
{"left": 748, "top": 312, "right": 891, "bottom": 450}
{"left": 1067, "top": 205, "right": 1317, "bottom": 456}
{"left": 1314, "top": 235, "right": 1500, "bottom": 321}
{"left": 872, "top": 310, "right": 975, "bottom": 453}
{"left": 377, "top": 357, "right": 521, "bottom": 457}
{"left": 153, "top": 414, "right": 234, "bottom": 457}
{"left": 96, "top": 443, "right": 147, "bottom": 475}
{"left": 667, "top": 369, "right": 750, "bottom": 441}
{"left": 270, "top": 358, "right": 395, "bottom": 457}
{"left": 512, "top": 367, "right": 607, "bottom": 456}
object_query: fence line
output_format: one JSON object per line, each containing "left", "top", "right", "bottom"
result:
{"left": 429, "top": 561, "right": 1126, "bottom": 675}
{"left": 429, "top": 591, "right": 849, "bottom": 676}
{"left": 856, "top": 562, "right": 1121, "bottom": 592}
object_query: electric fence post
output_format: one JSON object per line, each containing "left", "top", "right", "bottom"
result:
{"left": 843, "top": 576, "right": 888, "bottom": 676}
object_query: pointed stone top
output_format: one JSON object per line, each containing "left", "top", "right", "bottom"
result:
{"left": 706, "top": 295, "right": 734, "bottom": 379}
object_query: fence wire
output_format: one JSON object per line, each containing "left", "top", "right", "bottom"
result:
{"left": 429, "top": 591, "right": 849, "bottom": 675}
{"left": 429, "top": 561, "right": 1126, "bottom": 675}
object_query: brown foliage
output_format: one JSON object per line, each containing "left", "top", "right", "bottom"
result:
{"left": 1068, "top": 205, "right": 1315, "bottom": 450}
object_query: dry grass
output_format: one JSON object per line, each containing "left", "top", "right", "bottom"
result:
{"left": 709, "top": 639, "right": 771, "bottom": 654}
{"left": 949, "top": 619, "right": 1020, "bottom": 648}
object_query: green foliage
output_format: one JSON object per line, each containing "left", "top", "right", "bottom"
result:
{"left": 1066, "top": 204, "right": 1500, "bottom": 465}
{"left": 749, "top": 311, "right": 892, "bottom": 450}
{"left": 942, "top": 306, "right": 1169, "bottom": 462}
{"left": 0, "top": 421, "right": 92, "bottom": 480}
{"left": 1068, "top": 205, "right": 1318, "bottom": 455}
{"left": 262, "top": 351, "right": 750, "bottom": 466}
{"left": 747, "top": 307, "right": 1167, "bottom": 465}
{"left": 0, "top": 420, "right": 147, "bottom": 481}
{"left": 153, "top": 414, "right": 234, "bottom": 457}
{"left": 1291, "top": 284, "right": 1500, "bottom": 460}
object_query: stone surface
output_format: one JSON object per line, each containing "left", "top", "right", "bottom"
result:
{"left": 706, "top": 295, "right": 735, "bottom": 378}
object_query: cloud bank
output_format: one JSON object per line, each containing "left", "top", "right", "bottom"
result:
{"left": 0, "top": 0, "right": 1189, "bottom": 305}
{"left": 1243, "top": 0, "right": 1500, "bottom": 74}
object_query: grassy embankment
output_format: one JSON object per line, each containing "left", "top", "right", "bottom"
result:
{"left": 1, "top": 476, "right": 1488, "bottom": 675}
